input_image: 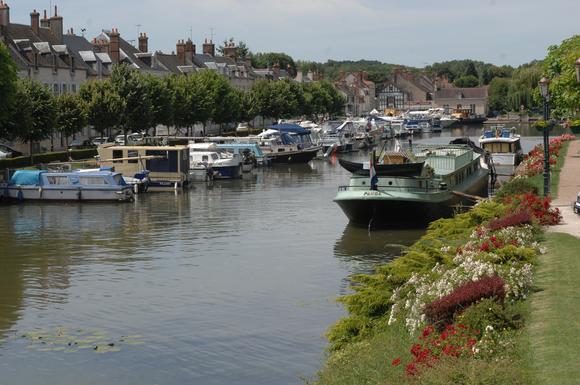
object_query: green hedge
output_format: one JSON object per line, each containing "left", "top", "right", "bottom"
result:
{"left": 0, "top": 149, "right": 97, "bottom": 170}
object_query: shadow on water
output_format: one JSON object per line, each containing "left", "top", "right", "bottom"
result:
{"left": 334, "top": 224, "right": 424, "bottom": 275}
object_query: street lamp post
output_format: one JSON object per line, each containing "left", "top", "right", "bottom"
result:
{"left": 575, "top": 58, "right": 580, "bottom": 84}
{"left": 539, "top": 77, "right": 551, "bottom": 197}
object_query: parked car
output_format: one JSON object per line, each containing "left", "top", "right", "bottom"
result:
{"left": 69, "top": 138, "right": 96, "bottom": 150}
{"left": 574, "top": 193, "right": 580, "bottom": 215}
{"left": 0, "top": 143, "right": 24, "bottom": 158}
{"left": 115, "top": 132, "right": 147, "bottom": 146}
{"left": 114, "top": 135, "right": 126, "bottom": 145}
{"left": 91, "top": 136, "right": 112, "bottom": 146}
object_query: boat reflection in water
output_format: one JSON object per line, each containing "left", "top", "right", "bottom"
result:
{"left": 334, "top": 224, "right": 425, "bottom": 275}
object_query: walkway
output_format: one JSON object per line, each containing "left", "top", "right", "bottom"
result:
{"left": 548, "top": 139, "right": 580, "bottom": 237}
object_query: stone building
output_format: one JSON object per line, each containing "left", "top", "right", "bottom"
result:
{"left": 0, "top": 4, "right": 89, "bottom": 94}
{"left": 334, "top": 71, "right": 376, "bottom": 116}
{"left": 433, "top": 86, "right": 489, "bottom": 116}
{"left": 377, "top": 69, "right": 435, "bottom": 112}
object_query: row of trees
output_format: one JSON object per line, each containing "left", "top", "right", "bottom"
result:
{"left": 0, "top": 47, "right": 345, "bottom": 151}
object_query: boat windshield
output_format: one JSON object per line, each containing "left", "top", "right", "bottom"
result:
{"left": 482, "top": 142, "right": 512, "bottom": 153}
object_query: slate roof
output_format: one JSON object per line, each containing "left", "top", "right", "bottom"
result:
{"left": 434, "top": 87, "right": 489, "bottom": 99}
{"left": 2, "top": 23, "right": 89, "bottom": 72}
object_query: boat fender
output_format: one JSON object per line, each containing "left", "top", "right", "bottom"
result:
{"left": 174, "top": 182, "right": 178, "bottom": 190}
{"left": 17, "top": 186, "right": 23, "bottom": 202}
{"left": 77, "top": 187, "right": 82, "bottom": 200}
{"left": 133, "top": 183, "right": 139, "bottom": 194}
{"left": 38, "top": 186, "right": 43, "bottom": 198}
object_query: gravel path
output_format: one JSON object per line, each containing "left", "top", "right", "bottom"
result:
{"left": 548, "top": 139, "right": 580, "bottom": 237}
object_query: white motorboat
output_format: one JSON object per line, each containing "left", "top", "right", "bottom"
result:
{"left": 1, "top": 170, "right": 134, "bottom": 202}
{"left": 478, "top": 126, "right": 523, "bottom": 166}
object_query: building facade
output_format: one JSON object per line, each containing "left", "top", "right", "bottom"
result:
{"left": 433, "top": 87, "right": 489, "bottom": 116}
{"left": 334, "top": 71, "right": 376, "bottom": 116}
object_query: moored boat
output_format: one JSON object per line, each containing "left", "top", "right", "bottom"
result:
{"left": 98, "top": 144, "right": 190, "bottom": 190}
{"left": 478, "top": 126, "right": 523, "bottom": 166}
{"left": 334, "top": 144, "right": 489, "bottom": 227}
{"left": 1, "top": 170, "right": 134, "bottom": 202}
{"left": 256, "top": 124, "right": 322, "bottom": 164}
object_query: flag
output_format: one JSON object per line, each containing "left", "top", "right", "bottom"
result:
{"left": 370, "top": 152, "right": 378, "bottom": 190}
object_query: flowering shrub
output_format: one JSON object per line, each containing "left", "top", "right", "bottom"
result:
{"left": 488, "top": 211, "right": 533, "bottom": 231}
{"left": 502, "top": 194, "right": 561, "bottom": 225}
{"left": 424, "top": 276, "right": 506, "bottom": 329}
{"left": 518, "top": 134, "right": 574, "bottom": 177}
{"left": 392, "top": 324, "right": 480, "bottom": 376}
{"left": 388, "top": 225, "right": 538, "bottom": 334}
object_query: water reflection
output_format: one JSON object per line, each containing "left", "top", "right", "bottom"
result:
{"left": 334, "top": 225, "right": 424, "bottom": 275}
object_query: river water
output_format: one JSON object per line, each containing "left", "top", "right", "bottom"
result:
{"left": 0, "top": 125, "right": 551, "bottom": 385}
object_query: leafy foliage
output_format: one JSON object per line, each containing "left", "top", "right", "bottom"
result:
{"left": 11, "top": 80, "right": 56, "bottom": 148}
{"left": 79, "top": 80, "right": 122, "bottom": 138}
{"left": 55, "top": 93, "right": 87, "bottom": 147}
{"left": 0, "top": 42, "right": 18, "bottom": 138}
{"left": 541, "top": 34, "right": 580, "bottom": 118}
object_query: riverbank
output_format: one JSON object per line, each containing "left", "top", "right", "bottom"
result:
{"left": 313, "top": 135, "right": 576, "bottom": 385}
{"left": 527, "top": 233, "right": 580, "bottom": 385}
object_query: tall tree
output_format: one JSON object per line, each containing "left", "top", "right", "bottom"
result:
{"left": 541, "top": 35, "right": 580, "bottom": 118}
{"left": 111, "top": 64, "right": 153, "bottom": 141}
{"left": 0, "top": 42, "right": 18, "bottom": 139}
{"left": 189, "top": 71, "right": 218, "bottom": 135}
{"left": 12, "top": 80, "right": 56, "bottom": 154}
{"left": 55, "top": 93, "right": 87, "bottom": 148}
{"left": 79, "top": 80, "right": 122, "bottom": 139}
{"left": 143, "top": 74, "right": 174, "bottom": 136}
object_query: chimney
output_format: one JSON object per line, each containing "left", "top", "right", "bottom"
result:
{"left": 223, "top": 42, "right": 237, "bottom": 60}
{"left": 93, "top": 36, "right": 109, "bottom": 54}
{"left": 202, "top": 39, "right": 214, "bottom": 57}
{"left": 40, "top": 9, "right": 49, "bottom": 28}
{"left": 109, "top": 28, "right": 120, "bottom": 64}
{"left": 184, "top": 39, "right": 195, "bottom": 63}
{"left": 30, "top": 9, "right": 40, "bottom": 35}
{"left": 49, "top": 5, "right": 63, "bottom": 43}
{"left": 0, "top": 1, "right": 9, "bottom": 29}
{"left": 138, "top": 32, "right": 148, "bottom": 53}
{"left": 176, "top": 39, "right": 185, "bottom": 66}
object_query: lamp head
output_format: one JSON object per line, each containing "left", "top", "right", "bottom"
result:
{"left": 539, "top": 77, "right": 550, "bottom": 99}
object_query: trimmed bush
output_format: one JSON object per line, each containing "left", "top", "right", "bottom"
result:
{"left": 424, "top": 276, "right": 506, "bottom": 330}
{"left": 70, "top": 148, "right": 97, "bottom": 160}
{"left": 456, "top": 298, "right": 519, "bottom": 333}
{"left": 494, "top": 178, "right": 538, "bottom": 200}
{"left": 0, "top": 149, "right": 97, "bottom": 171}
{"left": 488, "top": 211, "right": 533, "bottom": 231}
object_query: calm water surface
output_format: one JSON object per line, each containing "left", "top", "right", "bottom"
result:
{"left": 0, "top": 126, "right": 544, "bottom": 385}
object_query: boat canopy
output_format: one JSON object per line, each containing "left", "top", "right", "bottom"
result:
{"left": 267, "top": 123, "right": 310, "bottom": 135}
{"left": 215, "top": 143, "right": 264, "bottom": 157}
{"left": 9, "top": 170, "right": 45, "bottom": 186}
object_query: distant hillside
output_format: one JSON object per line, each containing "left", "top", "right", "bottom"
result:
{"left": 296, "top": 59, "right": 417, "bottom": 84}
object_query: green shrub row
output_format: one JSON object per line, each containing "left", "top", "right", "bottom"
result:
{"left": 0, "top": 149, "right": 97, "bottom": 170}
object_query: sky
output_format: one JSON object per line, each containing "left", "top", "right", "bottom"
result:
{"left": 7, "top": 0, "right": 580, "bottom": 68}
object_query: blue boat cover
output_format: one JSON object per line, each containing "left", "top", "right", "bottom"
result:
{"left": 9, "top": 170, "right": 45, "bottom": 186}
{"left": 268, "top": 123, "right": 310, "bottom": 135}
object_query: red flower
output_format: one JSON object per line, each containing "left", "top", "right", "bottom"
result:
{"left": 405, "top": 363, "right": 419, "bottom": 376}
{"left": 391, "top": 358, "right": 401, "bottom": 366}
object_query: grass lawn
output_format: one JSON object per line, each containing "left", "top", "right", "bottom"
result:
{"left": 527, "top": 142, "right": 569, "bottom": 199}
{"left": 526, "top": 232, "right": 580, "bottom": 385}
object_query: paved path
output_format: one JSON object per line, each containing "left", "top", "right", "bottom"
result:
{"left": 548, "top": 140, "right": 580, "bottom": 237}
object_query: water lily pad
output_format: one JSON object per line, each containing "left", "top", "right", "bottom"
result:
{"left": 15, "top": 327, "right": 143, "bottom": 354}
